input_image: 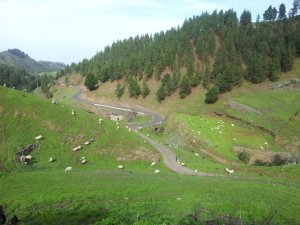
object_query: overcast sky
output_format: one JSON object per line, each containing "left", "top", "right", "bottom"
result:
{"left": 0, "top": 0, "right": 293, "bottom": 64}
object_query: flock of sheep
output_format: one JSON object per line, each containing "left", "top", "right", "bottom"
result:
{"left": 17, "top": 102, "right": 239, "bottom": 176}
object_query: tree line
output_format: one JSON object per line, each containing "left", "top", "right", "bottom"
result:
{"left": 0, "top": 63, "right": 58, "bottom": 98}
{"left": 64, "top": 1, "right": 300, "bottom": 103}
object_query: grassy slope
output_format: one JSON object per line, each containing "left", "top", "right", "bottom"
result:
{"left": 1, "top": 59, "right": 300, "bottom": 224}
{"left": 0, "top": 86, "right": 159, "bottom": 173}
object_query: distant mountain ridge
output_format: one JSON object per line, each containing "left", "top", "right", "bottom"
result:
{"left": 0, "top": 48, "right": 65, "bottom": 73}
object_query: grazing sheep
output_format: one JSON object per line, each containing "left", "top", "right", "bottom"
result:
{"left": 232, "top": 138, "right": 236, "bottom": 141}
{"left": 52, "top": 99, "right": 56, "bottom": 104}
{"left": 128, "top": 128, "right": 132, "bottom": 132}
{"left": 151, "top": 162, "right": 156, "bottom": 167}
{"left": 98, "top": 118, "right": 103, "bottom": 124}
{"left": 192, "top": 139, "right": 196, "bottom": 143}
{"left": 65, "top": 166, "right": 72, "bottom": 172}
{"left": 194, "top": 170, "right": 198, "bottom": 173}
{"left": 225, "top": 168, "right": 234, "bottom": 174}
{"left": 116, "top": 126, "right": 120, "bottom": 130}
{"left": 71, "top": 109, "right": 75, "bottom": 116}
{"left": 116, "top": 122, "right": 119, "bottom": 126}
{"left": 84, "top": 141, "right": 90, "bottom": 145}
{"left": 118, "top": 165, "right": 124, "bottom": 169}
{"left": 90, "top": 138, "right": 94, "bottom": 143}
{"left": 231, "top": 123, "right": 235, "bottom": 127}
{"left": 259, "top": 146, "right": 264, "bottom": 150}
{"left": 80, "top": 159, "right": 87, "bottom": 164}
{"left": 25, "top": 155, "right": 32, "bottom": 160}
{"left": 35, "top": 135, "right": 43, "bottom": 141}
{"left": 154, "top": 169, "right": 160, "bottom": 174}
{"left": 264, "top": 142, "right": 268, "bottom": 145}
{"left": 3, "top": 83, "right": 6, "bottom": 87}
{"left": 194, "top": 153, "right": 199, "bottom": 157}
{"left": 48, "top": 157, "right": 54, "bottom": 162}
{"left": 19, "top": 155, "right": 26, "bottom": 163}
{"left": 181, "top": 162, "right": 186, "bottom": 166}
{"left": 72, "top": 145, "right": 82, "bottom": 152}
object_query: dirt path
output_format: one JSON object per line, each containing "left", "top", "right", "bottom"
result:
{"left": 72, "top": 86, "right": 213, "bottom": 176}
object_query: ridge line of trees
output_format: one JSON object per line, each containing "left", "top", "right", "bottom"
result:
{"left": 63, "top": 1, "right": 300, "bottom": 103}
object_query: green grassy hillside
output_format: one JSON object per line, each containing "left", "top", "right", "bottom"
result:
{"left": 1, "top": 82, "right": 300, "bottom": 224}
{"left": 0, "top": 86, "right": 159, "bottom": 173}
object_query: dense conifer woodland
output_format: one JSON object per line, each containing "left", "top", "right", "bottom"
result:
{"left": 64, "top": 3, "right": 300, "bottom": 103}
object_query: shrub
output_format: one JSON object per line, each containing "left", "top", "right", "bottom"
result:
{"left": 238, "top": 151, "right": 250, "bottom": 163}
{"left": 205, "top": 86, "right": 219, "bottom": 104}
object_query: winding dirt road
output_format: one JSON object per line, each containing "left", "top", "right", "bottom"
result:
{"left": 72, "top": 86, "right": 212, "bottom": 176}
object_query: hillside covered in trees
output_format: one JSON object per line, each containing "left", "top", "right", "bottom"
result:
{"left": 64, "top": 2, "right": 300, "bottom": 103}
{"left": 0, "top": 49, "right": 65, "bottom": 73}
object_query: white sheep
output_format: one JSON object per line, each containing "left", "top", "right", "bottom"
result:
{"left": 84, "top": 141, "right": 90, "bottom": 145}
{"left": 225, "top": 168, "right": 234, "bottom": 174}
{"left": 116, "top": 126, "right": 120, "bottom": 130}
{"left": 231, "top": 123, "right": 235, "bottom": 127}
{"left": 259, "top": 146, "right": 264, "bottom": 150}
{"left": 80, "top": 159, "right": 87, "bottom": 164}
{"left": 192, "top": 139, "right": 196, "bottom": 143}
{"left": 194, "top": 170, "right": 198, "bottom": 173}
{"left": 118, "top": 165, "right": 124, "bottom": 169}
{"left": 52, "top": 99, "right": 56, "bottom": 104}
{"left": 264, "top": 142, "right": 268, "bottom": 145}
{"left": 116, "top": 122, "right": 119, "bottom": 126}
{"left": 71, "top": 109, "right": 75, "bottom": 116}
{"left": 128, "top": 128, "right": 132, "bottom": 132}
{"left": 19, "top": 155, "right": 26, "bottom": 163}
{"left": 65, "top": 166, "right": 72, "bottom": 172}
{"left": 72, "top": 145, "right": 82, "bottom": 152}
{"left": 194, "top": 153, "right": 199, "bottom": 157}
{"left": 154, "top": 169, "right": 160, "bottom": 174}
{"left": 48, "top": 157, "right": 54, "bottom": 162}
{"left": 151, "top": 162, "right": 156, "bottom": 167}
{"left": 25, "top": 155, "right": 32, "bottom": 160}
{"left": 35, "top": 135, "right": 43, "bottom": 141}
{"left": 232, "top": 138, "right": 236, "bottom": 141}
{"left": 181, "top": 162, "right": 186, "bottom": 166}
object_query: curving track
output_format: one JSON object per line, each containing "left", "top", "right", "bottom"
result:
{"left": 72, "top": 86, "right": 212, "bottom": 176}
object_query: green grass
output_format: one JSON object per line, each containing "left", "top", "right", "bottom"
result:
{"left": 224, "top": 90, "right": 300, "bottom": 138}
{"left": 173, "top": 113, "right": 282, "bottom": 159}
{"left": 1, "top": 168, "right": 300, "bottom": 225}
{"left": 0, "top": 86, "right": 158, "bottom": 173}
{"left": 1, "top": 85, "right": 300, "bottom": 224}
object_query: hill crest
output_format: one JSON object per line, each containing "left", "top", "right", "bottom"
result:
{"left": 0, "top": 48, "right": 65, "bottom": 73}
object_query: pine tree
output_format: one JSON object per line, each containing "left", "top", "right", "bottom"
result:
{"left": 84, "top": 73, "right": 97, "bottom": 91}
{"left": 156, "top": 85, "right": 166, "bottom": 103}
{"left": 205, "top": 86, "right": 219, "bottom": 104}
{"left": 278, "top": 3, "right": 286, "bottom": 20}
{"left": 179, "top": 75, "right": 191, "bottom": 98}
{"left": 128, "top": 78, "right": 141, "bottom": 98}
{"left": 141, "top": 81, "right": 150, "bottom": 98}
{"left": 115, "top": 83, "right": 125, "bottom": 99}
